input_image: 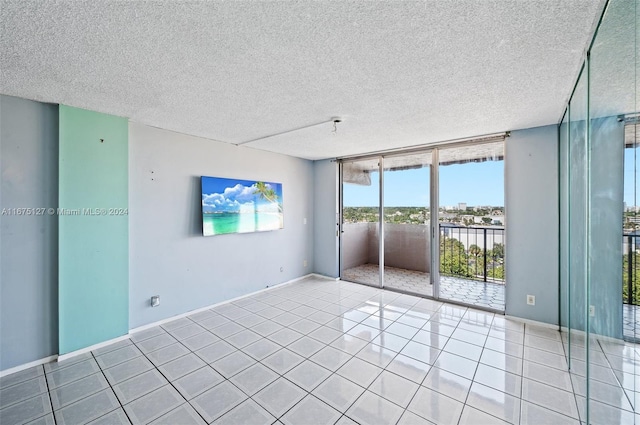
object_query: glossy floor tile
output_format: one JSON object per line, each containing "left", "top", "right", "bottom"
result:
{"left": 2, "top": 277, "right": 640, "bottom": 424}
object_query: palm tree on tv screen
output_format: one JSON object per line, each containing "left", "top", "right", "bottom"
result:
{"left": 253, "top": 181, "right": 283, "bottom": 229}
{"left": 253, "top": 182, "right": 282, "bottom": 213}
{"left": 253, "top": 182, "right": 282, "bottom": 225}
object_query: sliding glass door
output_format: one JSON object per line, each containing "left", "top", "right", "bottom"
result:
{"left": 341, "top": 158, "right": 381, "bottom": 287}
{"left": 436, "top": 144, "right": 505, "bottom": 310}
{"left": 382, "top": 152, "right": 432, "bottom": 296}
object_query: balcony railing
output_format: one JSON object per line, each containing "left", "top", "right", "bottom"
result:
{"left": 439, "top": 224, "right": 505, "bottom": 283}
{"left": 624, "top": 233, "right": 640, "bottom": 305}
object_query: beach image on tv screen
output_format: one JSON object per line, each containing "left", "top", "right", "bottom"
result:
{"left": 201, "top": 176, "right": 284, "bottom": 236}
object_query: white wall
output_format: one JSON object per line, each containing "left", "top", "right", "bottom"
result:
{"left": 129, "top": 123, "right": 314, "bottom": 328}
{"left": 505, "top": 125, "right": 559, "bottom": 324}
{"left": 0, "top": 95, "right": 59, "bottom": 371}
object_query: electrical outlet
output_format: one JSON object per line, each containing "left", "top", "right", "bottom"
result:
{"left": 589, "top": 305, "right": 595, "bottom": 316}
{"left": 304, "top": 260, "right": 308, "bottom": 267}
{"left": 151, "top": 295, "right": 160, "bottom": 307}
{"left": 526, "top": 295, "right": 535, "bottom": 306}
{"left": 280, "top": 266, "right": 284, "bottom": 272}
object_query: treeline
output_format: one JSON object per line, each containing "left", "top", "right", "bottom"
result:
{"left": 342, "top": 206, "right": 504, "bottom": 226}
{"left": 343, "top": 207, "right": 429, "bottom": 225}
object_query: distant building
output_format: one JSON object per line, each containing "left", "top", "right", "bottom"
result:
{"left": 491, "top": 214, "right": 505, "bottom": 225}
{"left": 439, "top": 212, "right": 457, "bottom": 220}
{"left": 458, "top": 202, "right": 467, "bottom": 211}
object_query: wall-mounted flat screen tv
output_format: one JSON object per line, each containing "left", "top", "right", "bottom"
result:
{"left": 201, "top": 176, "right": 283, "bottom": 236}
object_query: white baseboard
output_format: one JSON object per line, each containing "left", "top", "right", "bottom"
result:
{"left": 0, "top": 355, "right": 57, "bottom": 378}
{"left": 559, "top": 325, "right": 629, "bottom": 345}
{"left": 130, "top": 273, "right": 322, "bottom": 335}
{"left": 307, "top": 273, "right": 340, "bottom": 282}
{"left": 504, "top": 314, "right": 560, "bottom": 330}
{"left": 511, "top": 318, "right": 626, "bottom": 345}
{"left": 57, "top": 334, "right": 132, "bottom": 363}
{"left": 310, "top": 273, "right": 340, "bottom": 281}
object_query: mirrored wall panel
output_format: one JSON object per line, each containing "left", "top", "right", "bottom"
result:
{"left": 560, "top": 0, "right": 639, "bottom": 422}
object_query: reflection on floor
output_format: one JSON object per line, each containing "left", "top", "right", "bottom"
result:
{"left": 1, "top": 278, "right": 638, "bottom": 424}
{"left": 564, "top": 330, "right": 640, "bottom": 424}
{"left": 343, "top": 263, "right": 505, "bottom": 311}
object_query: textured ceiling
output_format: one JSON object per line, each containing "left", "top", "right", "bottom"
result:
{"left": 588, "top": 0, "right": 639, "bottom": 121}
{"left": 1, "top": 1, "right": 605, "bottom": 160}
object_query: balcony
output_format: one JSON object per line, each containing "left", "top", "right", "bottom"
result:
{"left": 342, "top": 223, "right": 505, "bottom": 310}
{"left": 623, "top": 233, "right": 640, "bottom": 339}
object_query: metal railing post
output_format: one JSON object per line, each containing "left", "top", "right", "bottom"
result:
{"left": 628, "top": 235, "right": 634, "bottom": 305}
{"left": 483, "top": 228, "right": 488, "bottom": 283}
{"left": 456, "top": 228, "right": 459, "bottom": 276}
{"left": 439, "top": 225, "right": 444, "bottom": 274}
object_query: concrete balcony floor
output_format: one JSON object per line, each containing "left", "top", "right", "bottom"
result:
{"left": 623, "top": 304, "right": 640, "bottom": 341}
{"left": 342, "top": 263, "right": 505, "bottom": 311}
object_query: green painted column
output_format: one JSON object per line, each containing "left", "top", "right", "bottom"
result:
{"left": 59, "top": 105, "right": 129, "bottom": 354}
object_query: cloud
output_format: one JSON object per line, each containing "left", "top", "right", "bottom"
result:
{"left": 203, "top": 183, "right": 258, "bottom": 212}
{"left": 223, "top": 184, "right": 257, "bottom": 203}
{"left": 202, "top": 193, "right": 224, "bottom": 208}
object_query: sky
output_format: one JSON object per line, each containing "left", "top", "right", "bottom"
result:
{"left": 624, "top": 148, "right": 640, "bottom": 207}
{"left": 201, "top": 177, "right": 283, "bottom": 213}
{"left": 344, "top": 160, "right": 505, "bottom": 207}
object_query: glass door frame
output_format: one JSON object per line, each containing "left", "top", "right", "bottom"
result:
{"left": 339, "top": 153, "right": 432, "bottom": 292}
{"left": 431, "top": 148, "right": 441, "bottom": 298}
{"left": 338, "top": 156, "right": 385, "bottom": 289}
{"left": 337, "top": 148, "right": 442, "bottom": 300}
{"left": 379, "top": 156, "right": 385, "bottom": 289}
{"left": 380, "top": 150, "right": 435, "bottom": 296}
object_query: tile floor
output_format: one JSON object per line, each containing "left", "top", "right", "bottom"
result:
{"left": 1, "top": 277, "right": 639, "bottom": 424}
{"left": 343, "top": 264, "right": 505, "bottom": 311}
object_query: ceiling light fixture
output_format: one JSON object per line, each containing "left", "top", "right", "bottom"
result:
{"left": 332, "top": 117, "right": 342, "bottom": 136}
{"left": 237, "top": 117, "right": 344, "bottom": 146}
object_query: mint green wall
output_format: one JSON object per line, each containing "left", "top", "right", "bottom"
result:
{"left": 58, "top": 105, "right": 129, "bottom": 354}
